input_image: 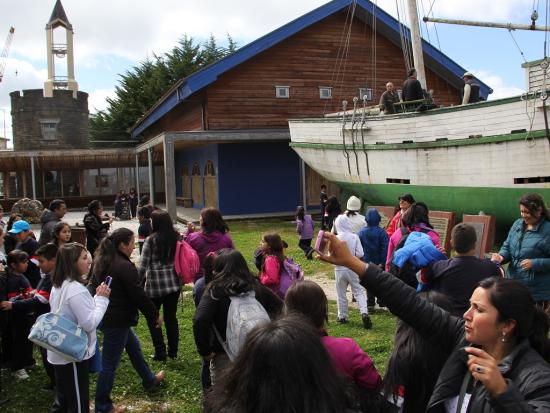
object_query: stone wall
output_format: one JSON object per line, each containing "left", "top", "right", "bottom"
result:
{"left": 10, "top": 89, "right": 90, "bottom": 150}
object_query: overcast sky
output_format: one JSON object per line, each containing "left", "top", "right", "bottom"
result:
{"left": 0, "top": 0, "right": 545, "bottom": 143}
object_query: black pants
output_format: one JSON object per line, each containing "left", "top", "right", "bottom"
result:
{"left": 147, "top": 290, "right": 180, "bottom": 358}
{"left": 40, "top": 347, "right": 56, "bottom": 385}
{"left": 298, "top": 239, "right": 313, "bottom": 257}
{"left": 11, "top": 313, "right": 34, "bottom": 371}
{"left": 51, "top": 359, "right": 90, "bottom": 413}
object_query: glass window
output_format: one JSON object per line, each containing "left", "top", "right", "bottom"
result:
{"left": 358, "top": 88, "right": 373, "bottom": 101}
{"left": 99, "top": 168, "right": 118, "bottom": 195}
{"left": 44, "top": 170, "right": 62, "bottom": 197}
{"left": 24, "top": 171, "right": 44, "bottom": 198}
{"left": 62, "top": 170, "right": 80, "bottom": 197}
{"left": 154, "top": 166, "right": 165, "bottom": 192}
{"left": 8, "top": 172, "right": 23, "bottom": 199}
{"left": 319, "top": 87, "right": 332, "bottom": 99}
{"left": 82, "top": 169, "right": 100, "bottom": 196}
{"left": 40, "top": 119, "right": 59, "bottom": 141}
{"left": 275, "top": 86, "right": 290, "bottom": 99}
{"left": 117, "top": 167, "right": 135, "bottom": 192}
{"left": 0, "top": 172, "right": 4, "bottom": 197}
{"left": 138, "top": 166, "right": 150, "bottom": 192}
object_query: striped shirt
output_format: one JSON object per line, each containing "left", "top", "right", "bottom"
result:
{"left": 138, "top": 236, "right": 180, "bottom": 298}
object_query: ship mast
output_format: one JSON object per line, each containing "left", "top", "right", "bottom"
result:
{"left": 407, "top": 0, "right": 427, "bottom": 89}
{"left": 422, "top": 17, "right": 550, "bottom": 32}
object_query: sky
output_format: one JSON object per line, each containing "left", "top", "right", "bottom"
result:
{"left": 0, "top": 0, "right": 546, "bottom": 144}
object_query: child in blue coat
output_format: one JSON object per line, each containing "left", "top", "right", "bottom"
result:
{"left": 358, "top": 208, "right": 389, "bottom": 310}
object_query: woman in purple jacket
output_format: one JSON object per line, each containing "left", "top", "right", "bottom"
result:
{"left": 284, "top": 280, "right": 382, "bottom": 410}
{"left": 295, "top": 206, "right": 315, "bottom": 259}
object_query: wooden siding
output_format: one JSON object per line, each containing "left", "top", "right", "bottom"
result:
{"left": 205, "top": 12, "right": 460, "bottom": 130}
{"left": 143, "top": 98, "right": 204, "bottom": 140}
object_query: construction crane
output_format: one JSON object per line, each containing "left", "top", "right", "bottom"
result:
{"left": 0, "top": 27, "right": 15, "bottom": 83}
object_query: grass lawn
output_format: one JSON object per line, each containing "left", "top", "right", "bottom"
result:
{"left": 2, "top": 220, "right": 397, "bottom": 412}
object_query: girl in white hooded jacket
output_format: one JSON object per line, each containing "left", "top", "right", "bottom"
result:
{"left": 48, "top": 242, "right": 111, "bottom": 413}
{"left": 333, "top": 215, "right": 372, "bottom": 329}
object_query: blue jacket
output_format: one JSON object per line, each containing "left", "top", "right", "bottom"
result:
{"left": 393, "top": 232, "right": 446, "bottom": 270}
{"left": 358, "top": 209, "right": 388, "bottom": 265}
{"left": 499, "top": 218, "right": 550, "bottom": 301}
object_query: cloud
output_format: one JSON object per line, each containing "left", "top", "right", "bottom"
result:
{"left": 473, "top": 69, "right": 525, "bottom": 99}
{"left": 88, "top": 88, "right": 115, "bottom": 114}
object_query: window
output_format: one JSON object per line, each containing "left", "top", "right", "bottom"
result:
{"left": 386, "top": 178, "right": 411, "bottom": 184}
{"left": 319, "top": 87, "right": 332, "bottom": 99}
{"left": 358, "top": 88, "right": 373, "bottom": 101}
{"left": 397, "top": 89, "right": 403, "bottom": 101}
{"left": 514, "top": 176, "right": 550, "bottom": 184}
{"left": 275, "top": 86, "right": 290, "bottom": 99}
{"left": 39, "top": 119, "right": 59, "bottom": 141}
{"left": 62, "top": 170, "right": 80, "bottom": 196}
{"left": 44, "top": 170, "right": 62, "bottom": 197}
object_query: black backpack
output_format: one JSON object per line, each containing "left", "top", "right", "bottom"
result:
{"left": 388, "top": 227, "right": 422, "bottom": 289}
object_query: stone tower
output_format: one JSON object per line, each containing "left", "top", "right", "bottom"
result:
{"left": 10, "top": 0, "right": 89, "bottom": 150}
{"left": 44, "top": 0, "right": 78, "bottom": 98}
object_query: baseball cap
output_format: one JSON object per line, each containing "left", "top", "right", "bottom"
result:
{"left": 8, "top": 220, "right": 31, "bottom": 234}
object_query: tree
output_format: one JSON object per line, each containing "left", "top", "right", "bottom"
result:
{"left": 90, "top": 34, "right": 238, "bottom": 145}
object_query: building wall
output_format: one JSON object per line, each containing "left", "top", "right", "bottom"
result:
{"left": 174, "top": 144, "right": 219, "bottom": 208}
{"left": 142, "top": 98, "right": 204, "bottom": 141}
{"left": 205, "top": 12, "right": 460, "bottom": 130}
{"left": 217, "top": 142, "right": 301, "bottom": 215}
{"left": 10, "top": 89, "right": 89, "bottom": 150}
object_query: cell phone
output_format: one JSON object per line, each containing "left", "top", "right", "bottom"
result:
{"left": 104, "top": 276, "right": 113, "bottom": 287}
{"left": 313, "top": 230, "right": 330, "bottom": 256}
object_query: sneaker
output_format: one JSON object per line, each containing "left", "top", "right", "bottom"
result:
{"left": 12, "top": 369, "right": 29, "bottom": 380}
{"left": 337, "top": 317, "right": 348, "bottom": 324}
{"left": 362, "top": 313, "right": 373, "bottom": 330}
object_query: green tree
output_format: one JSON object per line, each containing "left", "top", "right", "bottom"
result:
{"left": 90, "top": 34, "right": 237, "bottom": 146}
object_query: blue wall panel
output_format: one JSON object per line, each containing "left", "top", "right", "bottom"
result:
{"left": 174, "top": 144, "right": 219, "bottom": 208}
{"left": 218, "top": 142, "right": 301, "bottom": 215}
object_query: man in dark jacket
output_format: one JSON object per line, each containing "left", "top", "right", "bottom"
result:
{"left": 379, "top": 82, "right": 400, "bottom": 114}
{"left": 421, "top": 223, "right": 503, "bottom": 316}
{"left": 38, "top": 199, "right": 67, "bottom": 246}
{"left": 462, "top": 71, "right": 481, "bottom": 105}
{"left": 402, "top": 68, "right": 424, "bottom": 102}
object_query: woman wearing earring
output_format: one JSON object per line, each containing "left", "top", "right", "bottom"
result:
{"left": 320, "top": 231, "right": 550, "bottom": 412}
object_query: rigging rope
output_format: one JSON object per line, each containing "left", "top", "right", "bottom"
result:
{"left": 324, "top": 1, "right": 355, "bottom": 115}
{"left": 507, "top": 29, "right": 528, "bottom": 63}
{"left": 372, "top": 0, "right": 378, "bottom": 99}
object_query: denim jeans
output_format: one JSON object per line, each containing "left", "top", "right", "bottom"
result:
{"left": 95, "top": 327, "right": 156, "bottom": 413}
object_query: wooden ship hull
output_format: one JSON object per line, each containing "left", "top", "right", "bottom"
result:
{"left": 289, "top": 94, "right": 550, "bottom": 227}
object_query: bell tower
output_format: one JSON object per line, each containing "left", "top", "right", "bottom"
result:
{"left": 44, "top": 0, "right": 78, "bottom": 98}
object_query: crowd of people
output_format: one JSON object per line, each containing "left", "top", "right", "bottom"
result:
{"left": 0, "top": 189, "right": 549, "bottom": 412}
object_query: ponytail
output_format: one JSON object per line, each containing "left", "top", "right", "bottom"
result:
{"left": 529, "top": 307, "right": 550, "bottom": 362}
{"left": 92, "top": 228, "right": 134, "bottom": 279}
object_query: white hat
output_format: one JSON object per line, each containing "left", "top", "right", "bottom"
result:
{"left": 347, "top": 196, "right": 361, "bottom": 211}
{"left": 463, "top": 71, "right": 474, "bottom": 78}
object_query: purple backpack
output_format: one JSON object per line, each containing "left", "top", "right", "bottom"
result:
{"left": 277, "top": 258, "right": 304, "bottom": 298}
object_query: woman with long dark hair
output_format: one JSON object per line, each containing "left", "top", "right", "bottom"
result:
{"left": 48, "top": 243, "right": 111, "bottom": 413}
{"left": 492, "top": 193, "right": 550, "bottom": 308}
{"left": 321, "top": 231, "right": 550, "bottom": 412}
{"left": 193, "top": 249, "right": 282, "bottom": 386}
{"left": 84, "top": 200, "right": 112, "bottom": 257}
{"left": 91, "top": 228, "right": 164, "bottom": 413}
{"left": 138, "top": 210, "right": 180, "bottom": 361}
{"left": 205, "top": 315, "right": 356, "bottom": 413}
{"left": 382, "top": 291, "right": 452, "bottom": 412}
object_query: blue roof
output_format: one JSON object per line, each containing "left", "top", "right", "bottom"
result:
{"left": 131, "top": 0, "right": 491, "bottom": 138}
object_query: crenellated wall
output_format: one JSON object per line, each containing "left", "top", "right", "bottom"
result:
{"left": 10, "top": 88, "right": 90, "bottom": 150}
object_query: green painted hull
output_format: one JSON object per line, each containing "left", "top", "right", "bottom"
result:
{"left": 338, "top": 182, "right": 550, "bottom": 234}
